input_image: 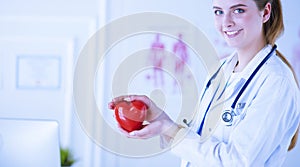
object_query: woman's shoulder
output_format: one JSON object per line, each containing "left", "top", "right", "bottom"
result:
{"left": 263, "top": 54, "right": 298, "bottom": 89}
{"left": 266, "top": 54, "right": 294, "bottom": 77}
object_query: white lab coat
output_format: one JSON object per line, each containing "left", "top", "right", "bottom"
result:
{"left": 169, "top": 45, "right": 300, "bottom": 167}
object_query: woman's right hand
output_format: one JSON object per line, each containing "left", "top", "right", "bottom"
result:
{"left": 108, "top": 95, "right": 181, "bottom": 139}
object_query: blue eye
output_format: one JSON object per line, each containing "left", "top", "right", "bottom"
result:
{"left": 234, "top": 8, "right": 245, "bottom": 14}
{"left": 214, "top": 10, "right": 224, "bottom": 15}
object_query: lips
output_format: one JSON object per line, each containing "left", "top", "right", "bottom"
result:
{"left": 224, "top": 29, "right": 242, "bottom": 38}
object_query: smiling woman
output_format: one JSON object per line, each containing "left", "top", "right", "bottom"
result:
{"left": 109, "top": 0, "right": 300, "bottom": 166}
{"left": 212, "top": 0, "right": 272, "bottom": 72}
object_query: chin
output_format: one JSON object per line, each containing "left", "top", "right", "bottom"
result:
{"left": 225, "top": 39, "right": 244, "bottom": 48}
{"left": 225, "top": 41, "right": 239, "bottom": 48}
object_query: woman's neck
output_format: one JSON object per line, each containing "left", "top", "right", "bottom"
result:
{"left": 234, "top": 40, "right": 267, "bottom": 72}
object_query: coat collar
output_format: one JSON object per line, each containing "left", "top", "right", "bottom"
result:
{"left": 224, "top": 44, "right": 274, "bottom": 80}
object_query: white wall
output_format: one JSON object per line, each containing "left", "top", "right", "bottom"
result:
{"left": 0, "top": 0, "right": 100, "bottom": 166}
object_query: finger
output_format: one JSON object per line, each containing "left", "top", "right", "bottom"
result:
{"left": 108, "top": 101, "right": 115, "bottom": 110}
{"left": 112, "top": 95, "right": 131, "bottom": 103}
{"left": 129, "top": 95, "right": 165, "bottom": 121}
{"left": 109, "top": 95, "right": 131, "bottom": 110}
{"left": 116, "top": 123, "right": 142, "bottom": 138}
{"left": 112, "top": 95, "right": 151, "bottom": 107}
{"left": 129, "top": 95, "right": 151, "bottom": 107}
{"left": 128, "top": 121, "right": 162, "bottom": 139}
{"left": 111, "top": 95, "right": 152, "bottom": 110}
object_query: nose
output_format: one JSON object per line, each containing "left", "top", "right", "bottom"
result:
{"left": 223, "top": 13, "right": 234, "bottom": 28}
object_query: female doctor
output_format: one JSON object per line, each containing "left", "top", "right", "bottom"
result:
{"left": 109, "top": 0, "right": 300, "bottom": 166}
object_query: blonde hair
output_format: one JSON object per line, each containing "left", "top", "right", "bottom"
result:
{"left": 254, "top": 0, "right": 299, "bottom": 151}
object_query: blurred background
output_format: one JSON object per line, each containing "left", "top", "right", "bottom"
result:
{"left": 0, "top": 0, "right": 299, "bottom": 166}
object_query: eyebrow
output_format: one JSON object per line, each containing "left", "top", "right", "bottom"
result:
{"left": 213, "top": 4, "right": 248, "bottom": 10}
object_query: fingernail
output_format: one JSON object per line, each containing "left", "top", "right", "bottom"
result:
{"left": 129, "top": 131, "right": 136, "bottom": 136}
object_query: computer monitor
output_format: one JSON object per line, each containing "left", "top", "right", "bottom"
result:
{"left": 0, "top": 118, "right": 60, "bottom": 167}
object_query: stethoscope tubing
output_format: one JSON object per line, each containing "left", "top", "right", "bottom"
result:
{"left": 197, "top": 45, "right": 277, "bottom": 135}
{"left": 230, "top": 45, "right": 277, "bottom": 110}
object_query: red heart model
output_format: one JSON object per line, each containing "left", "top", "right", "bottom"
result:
{"left": 114, "top": 100, "right": 148, "bottom": 132}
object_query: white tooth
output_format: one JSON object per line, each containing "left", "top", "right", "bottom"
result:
{"left": 226, "top": 31, "right": 238, "bottom": 35}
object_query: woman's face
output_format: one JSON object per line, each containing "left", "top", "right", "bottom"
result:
{"left": 213, "top": 0, "right": 265, "bottom": 49}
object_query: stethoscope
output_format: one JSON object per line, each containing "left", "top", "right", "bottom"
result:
{"left": 191, "top": 45, "right": 277, "bottom": 135}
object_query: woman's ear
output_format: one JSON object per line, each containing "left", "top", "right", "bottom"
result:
{"left": 263, "top": 2, "right": 272, "bottom": 23}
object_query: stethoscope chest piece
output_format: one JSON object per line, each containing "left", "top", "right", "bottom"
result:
{"left": 222, "top": 109, "right": 234, "bottom": 126}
